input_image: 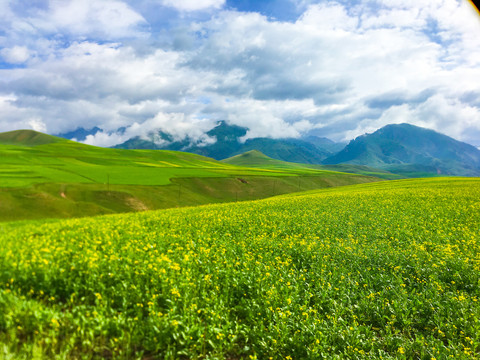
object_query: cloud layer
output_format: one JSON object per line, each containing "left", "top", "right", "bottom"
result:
{"left": 0, "top": 0, "right": 479, "bottom": 147}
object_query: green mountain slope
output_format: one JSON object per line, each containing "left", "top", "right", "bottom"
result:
{"left": 224, "top": 150, "right": 403, "bottom": 179}
{"left": 302, "top": 135, "right": 347, "bottom": 153}
{"left": 323, "top": 123, "right": 480, "bottom": 176}
{"left": 223, "top": 149, "right": 288, "bottom": 167}
{"left": 237, "top": 137, "right": 331, "bottom": 163}
{"left": 0, "top": 130, "right": 380, "bottom": 221}
{"left": 223, "top": 149, "right": 332, "bottom": 173}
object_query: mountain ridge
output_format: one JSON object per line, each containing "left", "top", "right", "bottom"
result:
{"left": 112, "top": 121, "right": 341, "bottom": 163}
{"left": 322, "top": 123, "right": 480, "bottom": 176}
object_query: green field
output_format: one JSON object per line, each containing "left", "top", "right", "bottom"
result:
{"left": 0, "top": 130, "right": 276, "bottom": 188}
{"left": 0, "top": 178, "right": 479, "bottom": 359}
{"left": 223, "top": 150, "right": 403, "bottom": 180}
{"left": 0, "top": 130, "right": 379, "bottom": 222}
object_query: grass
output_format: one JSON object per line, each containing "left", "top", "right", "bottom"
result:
{"left": 0, "top": 131, "right": 380, "bottom": 221}
{"left": 318, "top": 164, "right": 404, "bottom": 180}
{"left": 0, "top": 140, "right": 255, "bottom": 188}
{"left": 0, "top": 174, "right": 377, "bottom": 222}
{"left": 223, "top": 150, "right": 403, "bottom": 180}
{"left": 0, "top": 177, "right": 479, "bottom": 359}
{"left": 222, "top": 150, "right": 315, "bottom": 171}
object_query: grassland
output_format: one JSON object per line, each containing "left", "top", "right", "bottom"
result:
{"left": 0, "top": 130, "right": 379, "bottom": 221}
{"left": 223, "top": 150, "right": 403, "bottom": 180}
{"left": 0, "top": 130, "right": 272, "bottom": 188}
{"left": 0, "top": 177, "right": 479, "bottom": 359}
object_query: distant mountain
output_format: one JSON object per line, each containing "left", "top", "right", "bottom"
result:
{"left": 112, "top": 131, "right": 172, "bottom": 150}
{"left": 114, "top": 121, "right": 340, "bottom": 163}
{"left": 56, "top": 127, "right": 102, "bottom": 141}
{"left": 189, "top": 121, "right": 248, "bottom": 159}
{"left": 323, "top": 123, "right": 480, "bottom": 176}
{"left": 302, "top": 135, "right": 347, "bottom": 153}
{"left": 114, "top": 121, "right": 249, "bottom": 158}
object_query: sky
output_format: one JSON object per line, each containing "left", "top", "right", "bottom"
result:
{"left": 1, "top": 0, "right": 480, "bottom": 147}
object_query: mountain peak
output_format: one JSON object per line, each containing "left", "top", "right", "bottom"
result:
{"left": 323, "top": 123, "right": 480, "bottom": 176}
{"left": 206, "top": 121, "right": 248, "bottom": 141}
{"left": 223, "top": 149, "right": 288, "bottom": 168}
{"left": 56, "top": 126, "right": 102, "bottom": 141}
{"left": 229, "top": 149, "right": 271, "bottom": 161}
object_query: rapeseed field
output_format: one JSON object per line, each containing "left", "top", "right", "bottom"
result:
{"left": 0, "top": 178, "right": 479, "bottom": 359}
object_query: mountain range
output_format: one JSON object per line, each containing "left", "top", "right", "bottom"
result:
{"left": 322, "top": 123, "right": 480, "bottom": 176}
{"left": 111, "top": 121, "right": 343, "bottom": 164}
{"left": 57, "top": 122, "right": 480, "bottom": 177}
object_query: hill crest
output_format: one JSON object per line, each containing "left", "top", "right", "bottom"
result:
{"left": 0, "top": 129, "right": 64, "bottom": 146}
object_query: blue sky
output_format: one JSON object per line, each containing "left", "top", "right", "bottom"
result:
{"left": 1, "top": 0, "right": 480, "bottom": 147}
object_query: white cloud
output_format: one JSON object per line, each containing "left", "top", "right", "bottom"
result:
{"left": 161, "top": 0, "right": 225, "bottom": 12}
{"left": 49, "top": 0, "right": 147, "bottom": 38}
{"left": 2, "top": 0, "right": 147, "bottom": 42}
{"left": 343, "top": 94, "right": 480, "bottom": 144}
{"left": 414, "top": 94, "right": 480, "bottom": 143}
{"left": 1, "top": 46, "right": 31, "bottom": 64}
{"left": 0, "top": 0, "right": 14, "bottom": 23}
{"left": 299, "top": 3, "right": 358, "bottom": 32}
{"left": 83, "top": 113, "right": 216, "bottom": 147}
{"left": 0, "top": 0, "right": 479, "bottom": 148}
{"left": 28, "top": 118, "right": 47, "bottom": 132}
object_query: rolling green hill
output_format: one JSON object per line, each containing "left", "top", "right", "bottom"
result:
{"left": 223, "top": 150, "right": 403, "bottom": 179}
{"left": 238, "top": 137, "right": 330, "bottom": 163}
{"left": 223, "top": 149, "right": 319, "bottom": 170}
{"left": 0, "top": 130, "right": 380, "bottom": 221}
{"left": 0, "top": 178, "right": 478, "bottom": 359}
{"left": 0, "top": 129, "right": 63, "bottom": 146}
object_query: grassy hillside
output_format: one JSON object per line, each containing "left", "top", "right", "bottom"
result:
{"left": 224, "top": 150, "right": 402, "bottom": 179}
{"left": 223, "top": 150, "right": 321, "bottom": 171}
{"left": 0, "top": 129, "right": 62, "bottom": 146}
{"left": 319, "top": 164, "right": 403, "bottom": 180}
{"left": 0, "top": 130, "right": 379, "bottom": 221}
{"left": 0, "top": 133, "right": 254, "bottom": 188}
{"left": 0, "top": 174, "right": 378, "bottom": 222}
{"left": 236, "top": 137, "right": 331, "bottom": 163}
{"left": 0, "top": 178, "right": 479, "bottom": 359}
